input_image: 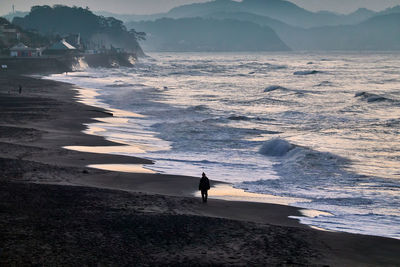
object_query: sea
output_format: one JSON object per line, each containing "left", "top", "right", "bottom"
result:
{"left": 48, "top": 52, "right": 400, "bottom": 239}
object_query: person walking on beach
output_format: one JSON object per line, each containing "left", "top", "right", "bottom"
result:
{"left": 199, "top": 172, "right": 210, "bottom": 203}
{"left": 18, "top": 85, "right": 22, "bottom": 94}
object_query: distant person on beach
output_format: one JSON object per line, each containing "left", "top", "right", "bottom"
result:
{"left": 18, "top": 85, "right": 22, "bottom": 94}
{"left": 199, "top": 172, "right": 210, "bottom": 203}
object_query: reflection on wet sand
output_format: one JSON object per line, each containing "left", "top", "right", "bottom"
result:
{"left": 204, "top": 184, "right": 333, "bottom": 231}
{"left": 66, "top": 87, "right": 164, "bottom": 154}
{"left": 64, "top": 145, "right": 146, "bottom": 154}
{"left": 88, "top": 164, "right": 155, "bottom": 173}
{"left": 199, "top": 184, "right": 308, "bottom": 206}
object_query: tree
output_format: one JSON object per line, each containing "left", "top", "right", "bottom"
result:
{"left": 129, "top": 29, "right": 146, "bottom": 41}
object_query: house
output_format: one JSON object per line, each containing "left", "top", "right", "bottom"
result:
{"left": 44, "top": 39, "right": 77, "bottom": 55}
{"left": 64, "top": 33, "right": 81, "bottom": 49}
{"left": 10, "top": 43, "right": 42, "bottom": 57}
{"left": 0, "top": 24, "right": 20, "bottom": 44}
{"left": 0, "top": 24, "right": 17, "bottom": 37}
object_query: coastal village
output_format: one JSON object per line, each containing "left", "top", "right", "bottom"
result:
{"left": 0, "top": 10, "right": 138, "bottom": 74}
{"left": 1, "top": 18, "right": 124, "bottom": 58}
{"left": 0, "top": 16, "right": 130, "bottom": 75}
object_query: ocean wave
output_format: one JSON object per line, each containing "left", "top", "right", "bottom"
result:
{"left": 238, "top": 138, "right": 356, "bottom": 206}
{"left": 106, "top": 83, "right": 135, "bottom": 88}
{"left": 150, "top": 156, "right": 259, "bottom": 168}
{"left": 354, "top": 92, "right": 392, "bottom": 103}
{"left": 311, "top": 197, "right": 374, "bottom": 206}
{"left": 238, "top": 96, "right": 295, "bottom": 106}
{"left": 169, "top": 70, "right": 205, "bottom": 76}
{"left": 186, "top": 105, "right": 208, "bottom": 111}
{"left": 227, "top": 115, "right": 252, "bottom": 121}
{"left": 267, "top": 64, "right": 287, "bottom": 70}
{"left": 258, "top": 138, "right": 351, "bottom": 176}
{"left": 71, "top": 75, "right": 93, "bottom": 78}
{"left": 264, "top": 85, "right": 289, "bottom": 92}
{"left": 315, "top": 81, "right": 333, "bottom": 87}
{"left": 151, "top": 119, "right": 269, "bottom": 151}
{"left": 238, "top": 62, "right": 287, "bottom": 69}
{"left": 384, "top": 119, "right": 400, "bottom": 127}
{"left": 280, "top": 111, "right": 307, "bottom": 119}
{"left": 294, "top": 70, "right": 322, "bottom": 75}
{"left": 259, "top": 138, "right": 295, "bottom": 157}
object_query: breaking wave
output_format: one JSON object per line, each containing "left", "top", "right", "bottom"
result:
{"left": 294, "top": 70, "right": 322, "bottom": 75}
{"left": 259, "top": 138, "right": 294, "bottom": 157}
{"left": 354, "top": 92, "right": 392, "bottom": 103}
{"left": 264, "top": 85, "right": 289, "bottom": 92}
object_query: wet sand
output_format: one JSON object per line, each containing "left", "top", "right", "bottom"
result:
{"left": 0, "top": 73, "right": 399, "bottom": 266}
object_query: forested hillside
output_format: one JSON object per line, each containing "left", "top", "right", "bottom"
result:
{"left": 13, "top": 5, "right": 145, "bottom": 55}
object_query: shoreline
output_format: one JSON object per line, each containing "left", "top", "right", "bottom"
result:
{"left": 59, "top": 83, "right": 314, "bottom": 208}
{"left": 1, "top": 73, "right": 399, "bottom": 265}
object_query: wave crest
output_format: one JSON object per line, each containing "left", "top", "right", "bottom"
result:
{"left": 355, "top": 92, "right": 391, "bottom": 103}
{"left": 264, "top": 85, "right": 288, "bottom": 92}
{"left": 294, "top": 70, "right": 322, "bottom": 75}
{"left": 259, "top": 138, "right": 295, "bottom": 157}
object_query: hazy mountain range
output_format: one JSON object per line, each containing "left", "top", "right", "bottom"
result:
{"left": 100, "top": 0, "right": 400, "bottom": 27}
{"left": 202, "top": 11, "right": 400, "bottom": 51}
{"left": 4, "top": 0, "right": 400, "bottom": 52}
{"left": 122, "top": 0, "right": 400, "bottom": 52}
{"left": 129, "top": 17, "right": 289, "bottom": 52}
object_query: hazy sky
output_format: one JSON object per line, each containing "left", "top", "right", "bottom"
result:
{"left": 1, "top": 0, "right": 399, "bottom": 15}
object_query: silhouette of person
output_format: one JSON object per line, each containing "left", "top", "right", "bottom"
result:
{"left": 18, "top": 85, "right": 22, "bottom": 94}
{"left": 199, "top": 172, "right": 210, "bottom": 203}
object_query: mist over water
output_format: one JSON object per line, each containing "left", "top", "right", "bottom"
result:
{"left": 50, "top": 52, "right": 400, "bottom": 239}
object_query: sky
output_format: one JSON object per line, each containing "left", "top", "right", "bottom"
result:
{"left": 1, "top": 0, "right": 400, "bottom": 15}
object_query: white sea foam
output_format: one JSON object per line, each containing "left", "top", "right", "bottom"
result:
{"left": 72, "top": 57, "right": 89, "bottom": 71}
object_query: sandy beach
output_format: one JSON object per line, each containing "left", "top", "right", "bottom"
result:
{"left": 0, "top": 73, "right": 399, "bottom": 266}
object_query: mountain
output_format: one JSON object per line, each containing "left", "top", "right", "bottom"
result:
{"left": 171, "top": 0, "right": 390, "bottom": 27}
{"left": 206, "top": 11, "right": 293, "bottom": 33}
{"left": 12, "top": 5, "right": 144, "bottom": 55}
{"left": 166, "top": 0, "right": 241, "bottom": 18}
{"left": 203, "top": 11, "right": 400, "bottom": 51}
{"left": 203, "top": 11, "right": 300, "bottom": 48}
{"left": 128, "top": 17, "right": 290, "bottom": 52}
{"left": 283, "top": 13, "right": 400, "bottom": 51}
{"left": 95, "top": 11, "right": 163, "bottom": 23}
{"left": 123, "top": 0, "right": 387, "bottom": 28}
{"left": 346, "top": 8, "right": 375, "bottom": 22}
{"left": 289, "top": 13, "right": 400, "bottom": 51}
{"left": 379, "top": 5, "right": 400, "bottom": 15}
{"left": 330, "top": 13, "right": 400, "bottom": 50}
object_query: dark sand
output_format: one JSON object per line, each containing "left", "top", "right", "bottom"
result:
{"left": 0, "top": 73, "right": 399, "bottom": 266}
